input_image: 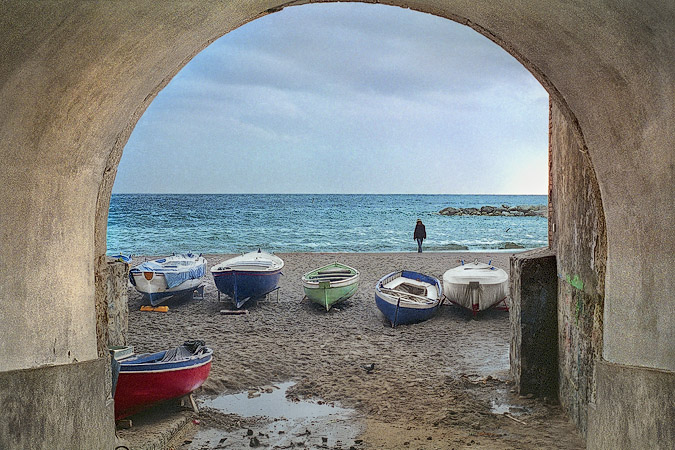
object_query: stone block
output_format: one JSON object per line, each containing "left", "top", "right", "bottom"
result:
{"left": 107, "top": 259, "right": 130, "bottom": 347}
{"left": 510, "top": 248, "right": 558, "bottom": 397}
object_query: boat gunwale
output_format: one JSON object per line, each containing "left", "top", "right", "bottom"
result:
{"left": 301, "top": 262, "right": 359, "bottom": 289}
{"left": 210, "top": 251, "right": 284, "bottom": 273}
{"left": 119, "top": 348, "right": 213, "bottom": 373}
{"left": 375, "top": 270, "right": 441, "bottom": 309}
{"left": 442, "top": 262, "right": 508, "bottom": 285}
{"left": 130, "top": 255, "right": 207, "bottom": 275}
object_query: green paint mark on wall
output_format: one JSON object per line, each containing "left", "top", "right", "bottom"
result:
{"left": 565, "top": 274, "right": 584, "bottom": 291}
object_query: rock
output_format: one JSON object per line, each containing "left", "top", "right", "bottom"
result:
{"left": 439, "top": 207, "right": 458, "bottom": 215}
{"left": 501, "top": 242, "right": 525, "bottom": 249}
{"left": 442, "top": 243, "right": 469, "bottom": 250}
{"left": 247, "top": 390, "right": 260, "bottom": 398}
{"left": 439, "top": 204, "right": 546, "bottom": 217}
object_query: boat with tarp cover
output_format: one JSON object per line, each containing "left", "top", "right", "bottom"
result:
{"left": 112, "top": 340, "right": 212, "bottom": 420}
{"left": 442, "top": 259, "right": 508, "bottom": 315}
{"left": 129, "top": 253, "right": 207, "bottom": 306}
{"left": 211, "top": 249, "right": 284, "bottom": 308}
{"left": 302, "top": 262, "right": 359, "bottom": 311}
{"left": 375, "top": 270, "right": 442, "bottom": 327}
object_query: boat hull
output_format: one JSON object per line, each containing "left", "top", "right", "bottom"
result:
{"left": 114, "top": 351, "right": 212, "bottom": 420}
{"left": 212, "top": 270, "right": 282, "bottom": 308}
{"left": 130, "top": 274, "right": 203, "bottom": 306}
{"left": 442, "top": 262, "right": 508, "bottom": 313}
{"left": 375, "top": 270, "right": 441, "bottom": 327}
{"left": 302, "top": 262, "right": 359, "bottom": 311}
{"left": 375, "top": 292, "right": 438, "bottom": 326}
{"left": 304, "top": 282, "right": 359, "bottom": 310}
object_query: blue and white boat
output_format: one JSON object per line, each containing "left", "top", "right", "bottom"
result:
{"left": 211, "top": 250, "right": 284, "bottom": 308}
{"left": 129, "top": 253, "right": 207, "bottom": 306}
{"left": 375, "top": 270, "right": 442, "bottom": 328}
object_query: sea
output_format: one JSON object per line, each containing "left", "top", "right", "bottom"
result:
{"left": 107, "top": 194, "right": 548, "bottom": 255}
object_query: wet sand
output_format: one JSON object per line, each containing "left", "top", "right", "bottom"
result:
{"left": 120, "top": 252, "right": 584, "bottom": 449}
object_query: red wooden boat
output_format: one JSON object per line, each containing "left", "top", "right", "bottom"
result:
{"left": 113, "top": 340, "right": 213, "bottom": 420}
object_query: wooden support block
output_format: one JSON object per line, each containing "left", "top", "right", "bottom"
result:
{"left": 116, "top": 419, "right": 133, "bottom": 429}
{"left": 179, "top": 393, "right": 199, "bottom": 413}
{"left": 193, "top": 285, "right": 205, "bottom": 300}
{"left": 220, "top": 309, "right": 249, "bottom": 315}
{"left": 188, "top": 393, "right": 199, "bottom": 413}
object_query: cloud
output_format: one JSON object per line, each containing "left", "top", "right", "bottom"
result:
{"left": 115, "top": 3, "right": 548, "bottom": 194}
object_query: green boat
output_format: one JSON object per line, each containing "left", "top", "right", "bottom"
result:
{"left": 302, "top": 262, "right": 360, "bottom": 311}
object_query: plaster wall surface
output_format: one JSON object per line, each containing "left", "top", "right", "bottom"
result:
{"left": 0, "top": 0, "right": 673, "bottom": 447}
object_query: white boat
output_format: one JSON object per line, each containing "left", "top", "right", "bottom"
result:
{"left": 442, "top": 260, "right": 508, "bottom": 314}
{"left": 129, "top": 253, "right": 207, "bottom": 306}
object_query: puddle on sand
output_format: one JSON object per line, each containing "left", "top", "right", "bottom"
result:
{"left": 489, "top": 386, "right": 530, "bottom": 416}
{"left": 187, "top": 382, "right": 362, "bottom": 449}
{"left": 490, "top": 399, "right": 529, "bottom": 416}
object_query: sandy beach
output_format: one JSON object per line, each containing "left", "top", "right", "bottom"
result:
{"left": 120, "top": 252, "right": 584, "bottom": 449}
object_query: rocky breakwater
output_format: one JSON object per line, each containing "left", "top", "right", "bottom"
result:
{"left": 439, "top": 204, "right": 547, "bottom": 217}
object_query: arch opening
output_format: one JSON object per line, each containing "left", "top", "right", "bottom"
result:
{"left": 101, "top": 3, "right": 597, "bottom": 446}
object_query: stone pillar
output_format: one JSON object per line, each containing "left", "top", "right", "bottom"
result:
{"left": 510, "top": 248, "right": 558, "bottom": 397}
{"left": 106, "top": 259, "right": 130, "bottom": 347}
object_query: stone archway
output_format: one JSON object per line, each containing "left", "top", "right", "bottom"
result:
{"left": 1, "top": 2, "right": 672, "bottom": 448}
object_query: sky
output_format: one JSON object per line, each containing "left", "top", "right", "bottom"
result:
{"left": 113, "top": 3, "right": 549, "bottom": 195}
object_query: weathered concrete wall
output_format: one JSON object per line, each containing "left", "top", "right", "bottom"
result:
{"left": 509, "top": 248, "right": 558, "bottom": 398}
{"left": 588, "top": 361, "right": 675, "bottom": 450}
{"left": 0, "top": 358, "right": 115, "bottom": 449}
{"left": 549, "top": 100, "right": 607, "bottom": 436}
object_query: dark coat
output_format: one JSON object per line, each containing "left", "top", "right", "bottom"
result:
{"left": 414, "top": 223, "right": 426, "bottom": 240}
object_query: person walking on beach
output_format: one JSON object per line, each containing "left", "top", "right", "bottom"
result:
{"left": 414, "top": 219, "right": 426, "bottom": 253}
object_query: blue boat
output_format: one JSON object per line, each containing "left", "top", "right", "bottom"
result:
{"left": 375, "top": 270, "right": 442, "bottom": 327}
{"left": 211, "top": 250, "right": 284, "bottom": 308}
{"left": 129, "top": 253, "right": 207, "bottom": 306}
{"left": 110, "top": 254, "right": 132, "bottom": 264}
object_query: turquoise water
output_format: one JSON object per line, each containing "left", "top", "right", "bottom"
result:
{"left": 107, "top": 194, "right": 547, "bottom": 255}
